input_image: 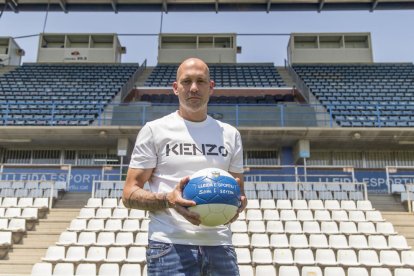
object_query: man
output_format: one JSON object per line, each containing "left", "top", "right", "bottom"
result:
{"left": 123, "top": 58, "right": 247, "bottom": 275}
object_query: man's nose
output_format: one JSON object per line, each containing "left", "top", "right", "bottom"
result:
{"left": 190, "top": 81, "right": 198, "bottom": 92}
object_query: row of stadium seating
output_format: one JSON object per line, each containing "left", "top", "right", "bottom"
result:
{"left": 140, "top": 94, "right": 295, "bottom": 104}
{"left": 29, "top": 194, "right": 414, "bottom": 275}
{"left": 0, "top": 188, "right": 59, "bottom": 198}
{"left": 31, "top": 263, "right": 143, "bottom": 276}
{"left": 0, "top": 63, "right": 139, "bottom": 126}
{"left": 144, "top": 64, "right": 285, "bottom": 87}
{"left": 245, "top": 190, "right": 364, "bottom": 200}
{"left": 31, "top": 262, "right": 413, "bottom": 276}
{"left": 292, "top": 63, "right": 414, "bottom": 127}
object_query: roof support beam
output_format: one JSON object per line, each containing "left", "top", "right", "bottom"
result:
{"left": 266, "top": 0, "right": 271, "bottom": 13}
{"left": 7, "top": 0, "right": 18, "bottom": 13}
{"left": 58, "top": 0, "right": 68, "bottom": 13}
{"left": 318, "top": 0, "right": 325, "bottom": 12}
{"left": 110, "top": 0, "right": 118, "bottom": 13}
{"left": 162, "top": 0, "right": 168, "bottom": 13}
{"left": 371, "top": 0, "right": 379, "bottom": 11}
{"left": 215, "top": 0, "right": 219, "bottom": 13}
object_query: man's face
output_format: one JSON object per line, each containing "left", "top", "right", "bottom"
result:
{"left": 173, "top": 59, "right": 214, "bottom": 113}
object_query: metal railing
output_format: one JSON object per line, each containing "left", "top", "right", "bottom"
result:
{"left": 1, "top": 101, "right": 413, "bottom": 127}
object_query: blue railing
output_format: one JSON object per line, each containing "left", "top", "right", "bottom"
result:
{"left": 0, "top": 101, "right": 413, "bottom": 127}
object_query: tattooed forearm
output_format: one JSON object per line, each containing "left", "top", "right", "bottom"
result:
{"left": 123, "top": 187, "right": 168, "bottom": 211}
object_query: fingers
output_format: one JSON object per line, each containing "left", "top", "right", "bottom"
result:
{"left": 178, "top": 176, "right": 190, "bottom": 190}
{"left": 175, "top": 197, "right": 196, "bottom": 207}
{"left": 175, "top": 205, "right": 201, "bottom": 225}
{"left": 238, "top": 194, "right": 247, "bottom": 213}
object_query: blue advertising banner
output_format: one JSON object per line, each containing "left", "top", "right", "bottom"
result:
{"left": 1, "top": 167, "right": 122, "bottom": 192}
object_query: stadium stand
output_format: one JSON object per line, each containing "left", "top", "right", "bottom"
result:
{"left": 292, "top": 63, "right": 414, "bottom": 127}
{"left": 28, "top": 181, "right": 414, "bottom": 276}
{"left": 0, "top": 63, "right": 139, "bottom": 126}
{"left": 144, "top": 63, "right": 285, "bottom": 87}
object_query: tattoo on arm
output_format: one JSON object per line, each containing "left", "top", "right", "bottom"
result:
{"left": 127, "top": 187, "right": 167, "bottom": 211}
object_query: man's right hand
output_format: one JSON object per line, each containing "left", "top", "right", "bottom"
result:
{"left": 166, "top": 176, "right": 201, "bottom": 226}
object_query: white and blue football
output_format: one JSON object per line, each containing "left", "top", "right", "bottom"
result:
{"left": 183, "top": 168, "right": 241, "bottom": 227}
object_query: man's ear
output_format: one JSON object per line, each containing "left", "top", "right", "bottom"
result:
{"left": 209, "top": 80, "right": 215, "bottom": 96}
{"left": 173, "top": 81, "right": 179, "bottom": 96}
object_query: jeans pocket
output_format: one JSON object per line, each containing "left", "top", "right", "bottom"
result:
{"left": 222, "top": 245, "right": 237, "bottom": 260}
{"left": 147, "top": 241, "right": 173, "bottom": 260}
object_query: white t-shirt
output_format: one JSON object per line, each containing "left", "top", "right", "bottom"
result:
{"left": 129, "top": 111, "right": 244, "bottom": 245}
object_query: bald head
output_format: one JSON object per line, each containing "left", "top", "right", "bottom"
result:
{"left": 176, "top": 58, "right": 210, "bottom": 82}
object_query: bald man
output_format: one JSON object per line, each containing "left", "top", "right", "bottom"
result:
{"left": 123, "top": 58, "right": 246, "bottom": 275}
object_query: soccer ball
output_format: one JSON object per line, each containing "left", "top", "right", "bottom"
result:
{"left": 183, "top": 168, "right": 241, "bottom": 227}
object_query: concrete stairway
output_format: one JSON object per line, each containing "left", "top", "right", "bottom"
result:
{"left": 276, "top": 66, "right": 296, "bottom": 87}
{"left": 0, "top": 193, "right": 90, "bottom": 276}
{"left": 369, "top": 194, "right": 414, "bottom": 247}
{"left": 0, "top": 65, "right": 17, "bottom": 76}
{"left": 135, "top": 67, "right": 155, "bottom": 87}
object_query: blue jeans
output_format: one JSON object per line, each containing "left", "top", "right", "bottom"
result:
{"left": 146, "top": 240, "right": 240, "bottom": 276}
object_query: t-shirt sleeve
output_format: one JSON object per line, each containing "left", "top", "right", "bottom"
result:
{"left": 129, "top": 124, "right": 157, "bottom": 169}
{"left": 229, "top": 129, "right": 244, "bottom": 174}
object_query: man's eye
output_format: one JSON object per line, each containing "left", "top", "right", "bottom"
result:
{"left": 182, "top": 80, "right": 191, "bottom": 85}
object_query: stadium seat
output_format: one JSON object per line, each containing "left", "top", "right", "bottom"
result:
{"left": 75, "top": 263, "right": 97, "bottom": 276}
{"left": 85, "top": 246, "right": 106, "bottom": 262}
{"left": 294, "top": 249, "right": 315, "bottom": 265}
{"left": 250, "top": 233, "right": 269, "bottom": 248}
{"left": 123, "top": 219, "right": 140, "bottom": 232}
{"left": 252, "top": 248, "right": 272, "bottom": 265}
{"left": 121, "top": 264, "right": 141, "bottom": 276}
{"left": 235, "top": 248, "right": 251, "bottom": 264}
{"left": 303, "top": 221, "right": 321, "bottom": 234}
{"left": 395, "top": 268, "right": 414, "bottom": 276}
{"left": 321, "top": 221, "right": 339, "bottom": 234}
{"left": 56, "top": 231, "right": 77, "bottom": 246}
{"left": 348, "top": 235, "right": 368, "bottom": 250}
{"left": 314, "top": 210, "right": 331, "bottom": 221}
{"left": 301, "top": 266, "right": 322, "bottom": 276}
{"left": 273, "top": 249, "right": 294, "bottom": 265}
{"left": 358, "top": 250, "right": 381, "bottom": 266}
{"left": 53, "top": 263, "right": 74, "bottom": 276}
{"left": 99, "top": 263, "right": 120, "bottom": 276}
{"left": 255, "top": 265, "right": 276, "bottom": 276}
{"left": 239, "top": 265, "right": 254, "bottom": 276}
{"left": 67, "top": 219, "right": 87, "bottom": 231}
{"left": 336, "top": 249, "right": 359, "bottom": 266}
{"left": 324, "top": 267, "right": 345, "bottom": 276}
{"left": 96, "top": 232, "right": 115, "bottom": 246}
{"left": 380, "top": 250, "right": 402, "bottom": 266}
{"left": 278, "top": 266, "right": 299, "bottom": 276}
{"left": 65, "top": 246, "right": 86, "bottom": 262}
{"left": 284, "top": 221, "right": 302, "bottom": 234}
{"left": 31, "top": 263, "right": 52, "bottom": 276}
{"left": 270, "top": 234, "right": 289, "bottom": 249}
{"left": 309, "top": 234, "right": 328, "bottom": 249}
{"left": 308, "top": 200, "right": 324, "bottom": 210}
{"left": 376, "top": 222, "right": 397, "bottom": 235}
{"left": 368, "top": 235, "right": 389, "bottom": 250}
{"left": 106, "top": 247, "right": 127, "bottom": 262}
{"left": 329, "top": 234, "right": 349, "bottom": 249}
{"left": 42, "top": 246, "right": 65, "bottom": 262}
{"left": 347, "top": 267, "right": 369, "bottom": 276}
{"left": 263, "top": 209, "right": 279, "bottom": 221}
{"left": 315, "top": 249, "right": 337, "bottom": 266}
{"left": 289, "top": 234, "right": 308, "bottom": 249}
{"left": 115, "top": 232, "right": 134, "bottom": 246}
{"left": 388, "top": 235, "right": 411, "bottom": 250}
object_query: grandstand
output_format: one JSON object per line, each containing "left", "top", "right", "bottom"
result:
{"left": 0, "top": 27, "right": 414, "bottom": 276}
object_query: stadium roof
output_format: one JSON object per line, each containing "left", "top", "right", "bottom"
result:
{"left": 1, "top": 0, "right": 414, "bottom": 13}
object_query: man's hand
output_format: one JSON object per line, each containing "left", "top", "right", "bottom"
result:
{"left": 166, "top": 176, "right": 201, "bottom": 226}
{"left": 228, "top": 177, "right": 248, "bottom": 224}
